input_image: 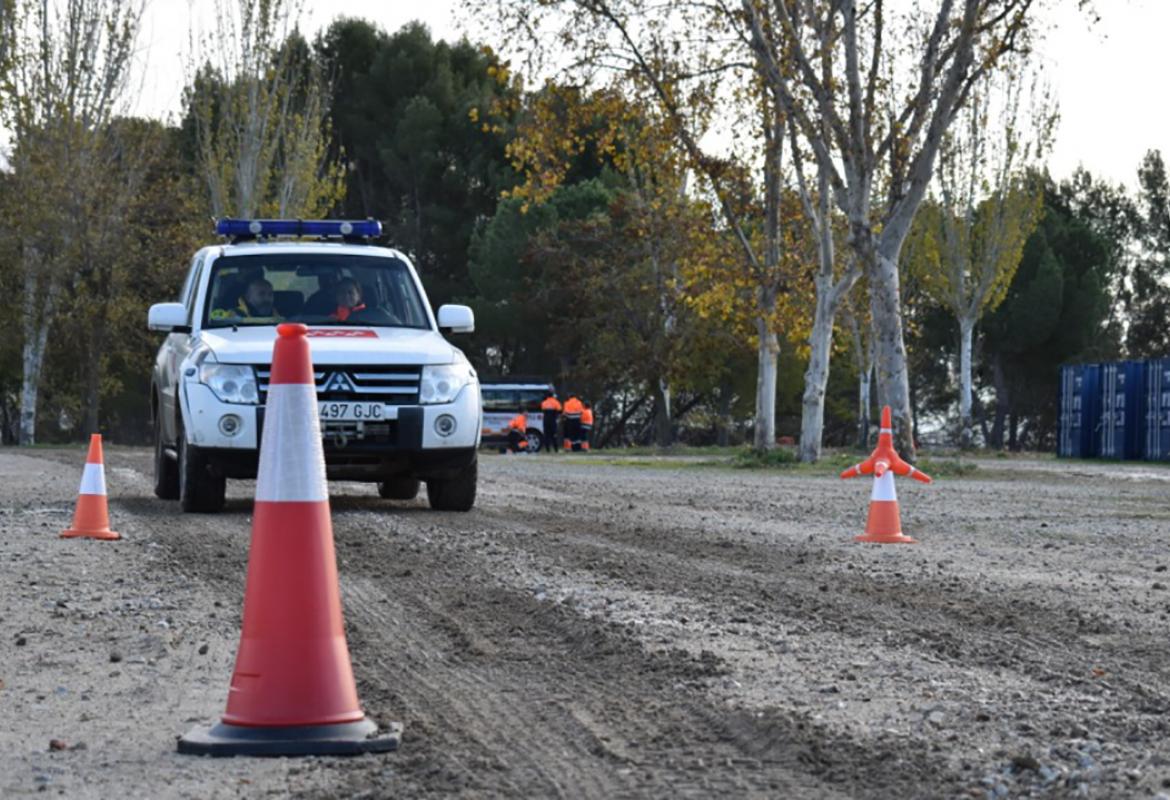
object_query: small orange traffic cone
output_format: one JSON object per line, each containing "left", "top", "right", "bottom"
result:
{"left": 178, "top": 323, "right": 400, "bottom": 757}
{"left": 857, "top": 470, "right": 915, "bottom": 544}
{"left": 840, "top": 406, "right": 932, "bottom": 544}
{"left": 61, "top": 434, "right": 119, "bottom": 541}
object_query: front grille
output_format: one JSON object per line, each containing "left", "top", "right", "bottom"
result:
{"left": 255, "top": 364, "right": 422, "bottom": 404}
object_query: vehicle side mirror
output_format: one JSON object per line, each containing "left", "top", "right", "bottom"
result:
{"left": 149, "top": 302, "right": 191, "bottom": 333}
{"left": 437, "top": 304, "right": 474, "bottom": 334}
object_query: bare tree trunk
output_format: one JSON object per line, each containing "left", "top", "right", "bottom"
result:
{"left": 869, "top": 241, "right": 916, "bottom": 457}
{"left": 19, "top": 269, "right": 54, "bottom": 446}
{"left": 795, "top": 146, "right": 859, "bottom": 463}
{"left": 653, "top": 378, "right": 672, "bottom": 447}
{"left": 716, "top": 380, "right": 732, "bottom": 447}
{"left": 858, "top": 361, "right": 872, "bottom": 448}
{"left": 754, "top": 317, "right": 779, "bottom": 450}
{"left": 958, "top": 315, "right": 975, "bottom": 447}
{"left": 799, "top": 288, "right": 833, "bottom": 461}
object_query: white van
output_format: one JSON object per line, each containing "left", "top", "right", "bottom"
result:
{"left": 480, "top": 379, "right": 556, "bottom": 452}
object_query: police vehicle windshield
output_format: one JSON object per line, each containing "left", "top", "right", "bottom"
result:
{"left": 204, "top": 253, "right": 431, "bottom": 329}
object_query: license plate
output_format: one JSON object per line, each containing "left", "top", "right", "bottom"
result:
{"left": 318, "top": 402, "right": 386, "bottom": 421}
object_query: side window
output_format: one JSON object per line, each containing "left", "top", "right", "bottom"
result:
{"left": 184, "top": 255, "right": 206, "bottom": 319}
{"left": 520, "top": 390, "right": 546, "bottom": 411}
{"left": 482, "top": 389, "right": 518, "bottom": 412}
{"left": 177, "top": 254, "right": 201, "bottom": 305}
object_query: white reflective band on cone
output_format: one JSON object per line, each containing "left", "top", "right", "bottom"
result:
{"left": 78, "top": 463, "right": 107, "bottom": 496}
{"left": 255, "top": 384, "right": 328, "bottom": 503}
{"left": 871, "top": 470, "right": 897, "bottom": 502}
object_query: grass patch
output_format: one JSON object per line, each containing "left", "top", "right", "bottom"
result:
{"left": 731, "top": 447, "right": 799, "bottom": 468}
{"left": 589, "top": 457, "right": 717, "bottom": 470}
{"left": 614, "top": 445, "right": 742, "bottom": 458}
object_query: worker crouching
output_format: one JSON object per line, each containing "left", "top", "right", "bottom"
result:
{"left": 506, "top": 412, "right": 529, "bottom": 454}
{"left": 562, "top": 395, "right": 584, "bottom": 451}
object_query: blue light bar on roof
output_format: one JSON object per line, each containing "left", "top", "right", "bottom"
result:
{"left": 214, "top": 218, "right": 383, "bottom": 239}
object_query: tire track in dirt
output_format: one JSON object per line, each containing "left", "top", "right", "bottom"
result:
{"left": 85, "top": 449, "right": 1170, "bottom": 797}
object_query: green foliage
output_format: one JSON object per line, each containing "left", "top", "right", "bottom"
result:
{"left": 467, "top": 178, "right": 615, "bottom": 376}
{"left": 732, "top": 446, "right": 798, "bottom": 468}
{"left": 1124, "top": 151, "right": 1170, "bottom": 358}
{"left": 183, "top": 4, "right": 343, "bottom": 219}
{"left": 317, "top": 19, "right": 521, "bottom": 305}
{"left": 979, "top": 178, "right": 1121, "bottom": 447}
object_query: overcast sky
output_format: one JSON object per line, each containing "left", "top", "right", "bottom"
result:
{"left": 128, "top": 0, "right": 1169, "bottom": 193}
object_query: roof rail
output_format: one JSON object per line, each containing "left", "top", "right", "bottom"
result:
{"left": 215, "top": 218, "right": 383, "bottom": 244}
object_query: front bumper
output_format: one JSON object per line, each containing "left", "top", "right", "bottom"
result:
{"left": 179, "top": 381, "right": 481, "bottom": 481}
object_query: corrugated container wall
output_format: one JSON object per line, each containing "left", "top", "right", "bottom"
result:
{"left": 1099, "top": 360, "right": 1146, "bottom": 459}
{"left": 1145, "top": 358, "right": 1170, "bottom": 461}
{"left": 1058, "top": 364, "right": 1101, "bottom": 458}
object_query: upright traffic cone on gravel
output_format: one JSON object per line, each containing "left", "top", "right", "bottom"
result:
{"left": 178, "top": 323, "right": 400, "bottom": 757}
{"left": 61, "top": 434, "right": 119, "bottom": 541}
{"left": 840, "top": 406, "right": 932, "bottom": 544}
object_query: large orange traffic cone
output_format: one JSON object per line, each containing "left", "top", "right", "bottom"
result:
{"left": 178, "top": 323, "right": 400, "bottom": 757}
{"left": 61, "top": 434, "right": 119, "bottom": 541}
{"left": 840, "top": 406, "right": 932, "bottom": 544}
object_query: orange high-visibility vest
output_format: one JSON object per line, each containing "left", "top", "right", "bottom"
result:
{"left": 540, "top": 396, "right": 562, "bottom": 412}
{"left": 508, "top": 413, "right": 527, "bottom": 432}
{"left": 563, "top": 397, "right": 584, "bottom": 418}
{"left": 581, "top": 408, "right": 594, "bottom": 426}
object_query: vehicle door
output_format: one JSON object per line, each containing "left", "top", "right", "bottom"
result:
{"left": 159, "top": 253, "right": 206, "bottom": 439}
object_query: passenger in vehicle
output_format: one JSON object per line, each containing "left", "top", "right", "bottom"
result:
{"left": 331, "top": 278, "right": 367, "bottom": 322}
{"left": 210, "top": 277, "right": 281, "bottom": 321}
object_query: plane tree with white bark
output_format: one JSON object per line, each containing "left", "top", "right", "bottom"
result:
{"left": 905, "top": 60, "right": 1051, "bottom": 445}
{"left": 739, "top": 0, "right": 1047, "bottom": 458}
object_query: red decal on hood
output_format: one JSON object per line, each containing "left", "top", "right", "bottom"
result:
{"left": 306, "top": 329, "right": 377, "bottom": 338}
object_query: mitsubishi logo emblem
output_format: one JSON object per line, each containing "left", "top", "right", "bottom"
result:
{"left": 323, "top": 372, "right": 355, "bottom": 394}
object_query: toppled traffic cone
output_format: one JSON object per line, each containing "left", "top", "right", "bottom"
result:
{"left": 61, "top": 434, "right": 119, "bottom": 541}
{"left": 178, "top": 323, "right": 400, "bottom": 757}
{"left": 840, "top": 406, "right": 932, "bottom": 544}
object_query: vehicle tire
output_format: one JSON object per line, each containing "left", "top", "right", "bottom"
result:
{"left": 525, "top": 429, "right": 543, "bottom": 453}
{"left": 378, "top": 477, "right": 420, "bottom": 500}
{"left": 153, "top": 409, "right": 180, "bottom": 500}
{"left": 425, "top": 457, "right": 477, "bottom": 512}
{"left": 177, "top": 419, "right": 226, "bottom": 513}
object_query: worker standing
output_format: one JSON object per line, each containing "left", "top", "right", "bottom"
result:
{"left": 506, "top": 411, "right": 529, "bottom": 454}
{"left": 562, "top": 395, "right": 584, "bottom": 452}
{"left": 540, "top": 391, "right": 562, "bottom": 453}
{"left": 580, "top": 402, "right": 594, "bottom": 451}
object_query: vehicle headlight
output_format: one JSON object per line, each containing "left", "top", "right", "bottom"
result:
{"left": 419, "top": 364, "right": 474, "bottom": 405}
{"left": 199, "top": 364, "right": 259, "bottom": 404}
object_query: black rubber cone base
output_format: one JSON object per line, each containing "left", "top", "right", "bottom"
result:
{"left": 177, "top": 717, "right": 401, "bottom": 757}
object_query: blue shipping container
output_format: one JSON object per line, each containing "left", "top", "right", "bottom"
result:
{"left": 1145, "top": 358, "right": 1170, "bottom": 461}
{"left": 1099, "top": 360, "right": 1146, "bottom": 459}
{"left": 1058, "top": 363, "right": 1100, "bottom": 458}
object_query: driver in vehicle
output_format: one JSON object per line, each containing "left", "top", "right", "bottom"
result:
{"left": 210, "top": 277, "right": 281, "bottom": 321}
{"left": 330, "top": 277, "right": 367, "bottom": 322}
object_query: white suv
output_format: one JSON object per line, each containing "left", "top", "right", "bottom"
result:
{"left": 147, "top": 219, "right": 482, "bottom": 513}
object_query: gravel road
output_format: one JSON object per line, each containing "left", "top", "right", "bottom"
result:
{"left": 2, "top": 447, "right": 1169, "bottom": 799}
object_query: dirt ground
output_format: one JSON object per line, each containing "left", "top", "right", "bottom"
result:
{"left": 3, "top": 446, "right": 1170, "bottom": 799}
